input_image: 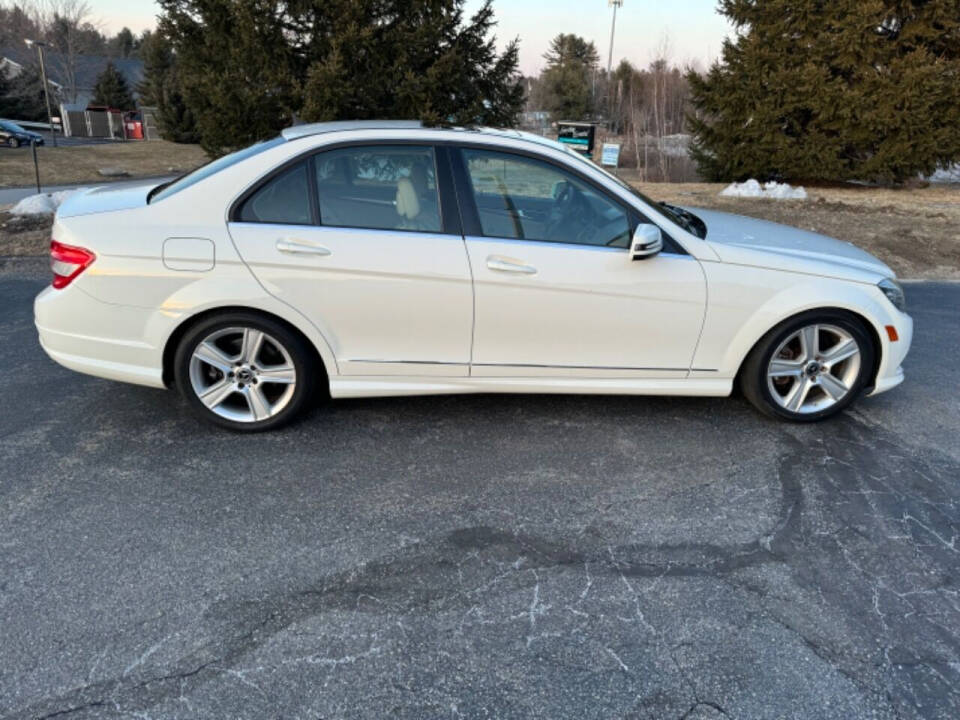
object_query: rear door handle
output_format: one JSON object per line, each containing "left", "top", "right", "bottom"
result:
{"left": 276, "top": 239, "right": 331, "bottom": 256}
{"left": 486, "top": 256, "right": 537, "bottom": 275}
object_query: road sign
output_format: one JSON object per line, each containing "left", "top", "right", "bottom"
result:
{"left": 557, "top": 122, "right": 596, "bottom": 156}
{"left": 601, "top": 143, "right": 621, "bottom": 167}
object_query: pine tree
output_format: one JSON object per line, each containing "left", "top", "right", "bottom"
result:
{"left": 2, "top": 66, "right": 53, "bottom": 121}
{"left": 158, "top": 0, "right": 525, "bottom": 155}
{"left": 686, "top": 0, "right": 960, "bottom": 184}
{"left": 0, "top": 67, "right": 15, "bottom": 117}
{"left": 91, "top": 61, "right": 135, "bottom": 110}
{"left": 137, "top": 31, "right": 198, "bottom": 143}
{"left": 539, "top": 34, "right": 599, "bottom": 121}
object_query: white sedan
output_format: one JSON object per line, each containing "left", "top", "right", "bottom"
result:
{"left": 35, "top": 122, "right": 912, "bottom": 431}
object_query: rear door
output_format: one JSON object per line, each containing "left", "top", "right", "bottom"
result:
{"left": 228, "top": 144, "right": 474, "bottom": 377}
{"left": 453, "top": 146, "right": 707, "bottom": 377}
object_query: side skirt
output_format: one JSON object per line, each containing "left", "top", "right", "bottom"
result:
{"left": 329, "top": 376, "right": 733, "bottom": 399}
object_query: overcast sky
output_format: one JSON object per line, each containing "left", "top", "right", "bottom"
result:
{"left": 90, "top": 0, "right": 733, "bottom": 74}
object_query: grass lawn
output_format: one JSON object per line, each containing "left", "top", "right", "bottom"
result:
{"left": 0, "top": 141, "right": 209, "bottom": 188}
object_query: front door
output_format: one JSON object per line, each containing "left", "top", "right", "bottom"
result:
{"left": 229, "top": 144, "right": 473, "bottom": 376}
{"left": 455, "top": 147, "right": 706, "bottom": 377}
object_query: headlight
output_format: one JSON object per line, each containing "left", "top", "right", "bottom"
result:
{"left": 878, "top": 278, "right": 906, "bottom": 312}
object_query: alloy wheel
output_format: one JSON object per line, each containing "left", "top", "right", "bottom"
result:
{"left": 766, "top": 323, "right": 862, "bottom": 415}
{"left": 188, "top": 326, "right": 297, "bottom": 423}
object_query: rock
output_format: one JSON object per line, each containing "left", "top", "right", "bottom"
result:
{"left": 98, "top": 167, "right": 130, "bottom": 178}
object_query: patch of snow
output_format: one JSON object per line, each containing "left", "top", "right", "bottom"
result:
{"left": 720, "top": 179, "right": 808, "bottom": 200}
{"left": 10, "top": 188, "right": 89, "bottom": 216}
{"left": 927, "top": 165, "right": 960, "bottom": 184}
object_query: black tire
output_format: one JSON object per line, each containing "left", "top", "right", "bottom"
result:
{"left": 740, "top": 310, "right": 875, "bottom": 422}
{"left": 173, "top": 311, "right": 320, "bottom": 432}
{"left": 8, "top": 137, "right": 20, "bottom": 148}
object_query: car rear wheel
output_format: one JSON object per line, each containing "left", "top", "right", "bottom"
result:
{"left": 741, "top": 311, "right": 875, "bottom": 422}
{"left": 173, "top": 312, "right": 318, "bottom": 431}
{"left": 7, "top": 137, "right": 19, "bottom": 148}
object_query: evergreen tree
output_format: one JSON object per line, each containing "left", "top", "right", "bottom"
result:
{"left": 687, "top": 0, "right": 960, "bottom": 184}
{"left": 538, "top": 34, "right": 599, "bottom": 121}
{"left": 108, "top": 27, "right": 138, "bottom": 58}
{"left": 2, "top": 66, "right": 54, "bottom": 121}
{"left": 543, "top": 34, "right": 600, "bottom": 69}
{"left": 0, "top": 67, "right": 14, "bottom": 117}
{"left": 91, "top": 61, "right": 135, "bottom": 109}
{"left": 137, "top": 31, "right": 198, "bottom": 143}
{"left": 158, "top": 0, "right": 524, "bottom": 155}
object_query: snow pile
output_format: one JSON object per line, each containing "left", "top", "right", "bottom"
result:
{"left": 927, "top": 165, "right": 960, "bottom": 184}
{"left": 720, "top": 179, "right": 808, "bottom": 200}
{"left": 10, "top": 188, "right": 89, "bottom": 216}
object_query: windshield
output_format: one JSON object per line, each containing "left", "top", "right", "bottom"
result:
{"left": 0, "top": 120, "right": 26, "bottom": 133}
{"left": 149, "top": 136, "right": 286, "bottom": 203}
{"left": 559, "top": 143, "right": 707, "bottom": 239}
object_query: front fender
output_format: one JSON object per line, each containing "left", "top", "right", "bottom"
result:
{"left": 694, "top": 262, "right": 900, "bottom": 379}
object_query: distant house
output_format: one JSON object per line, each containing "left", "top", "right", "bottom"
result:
{"left": 0, "top": 45, "right": 143, "bottom": 110}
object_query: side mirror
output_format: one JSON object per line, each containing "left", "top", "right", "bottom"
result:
{"left": 631, "top": 223, "right": 663, "bottom": 261}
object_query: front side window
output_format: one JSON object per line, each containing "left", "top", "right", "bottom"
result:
{"left": 313, "top": 145, "right": 442, "bottom": 233}
{"left": 461, "top": 149, "right": 631, "bottom": 248}
{"left": 236, "top": 161, "right": 311, "bottom": 225}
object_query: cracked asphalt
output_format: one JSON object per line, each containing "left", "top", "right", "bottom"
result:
{"left": 1, "top": 257, "right": 958, "bottom": 720}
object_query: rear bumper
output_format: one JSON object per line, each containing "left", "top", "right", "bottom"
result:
{"left": 34, "top": 284, "right": 166, "bottom": 388}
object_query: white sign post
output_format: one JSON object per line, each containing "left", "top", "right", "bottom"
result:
{"left": 601, "top": 143, "right": 621, "bottom": 168}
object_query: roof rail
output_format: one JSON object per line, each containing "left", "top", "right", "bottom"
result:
{"left": 281, "top": 120, "right": 423, "bottom": 141}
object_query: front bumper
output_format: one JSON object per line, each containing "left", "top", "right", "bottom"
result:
{"left": 867, "top": 310, "right": 913, "bottom": 397}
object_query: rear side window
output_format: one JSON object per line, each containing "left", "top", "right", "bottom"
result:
{"left": 236, "top": 161, "right": 312, "bottom": 225}
{"left": 313, "top": 145, "right": 442, "bottom": 233}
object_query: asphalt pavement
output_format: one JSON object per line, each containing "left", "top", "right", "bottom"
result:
{"left": 0, "top": 258, "right": 958, "bottom": 719}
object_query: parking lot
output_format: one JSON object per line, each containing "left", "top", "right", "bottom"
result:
{"left": 1, "top": 257, "right": 958, "bottom": 719}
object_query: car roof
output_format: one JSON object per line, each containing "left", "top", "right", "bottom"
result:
{"left": 280, "top": 120, "right": 565, "bottom": 153}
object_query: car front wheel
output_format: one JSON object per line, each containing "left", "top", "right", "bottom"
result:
{"left": 173, "top": 312, "right": 318, "bottom": 431}
{"left": 741, "top": 311, "right": 875, "bottom": 422}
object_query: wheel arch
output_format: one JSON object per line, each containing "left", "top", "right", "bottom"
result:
{"left": 734, "top": 306, "right": 882, "bottom": 390}
{"left": 161, "top": 305, "right": 332, "bottom": 390}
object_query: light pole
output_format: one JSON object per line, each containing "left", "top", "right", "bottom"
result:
{"left": 24, "top": 38, "right": 57, "bottom": 147}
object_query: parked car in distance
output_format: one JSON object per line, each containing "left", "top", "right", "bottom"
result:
{"left": 35, "top": 121, "right": 912, "bottom": 431}
{"left": 0, "top": 119, "right": 45, "bottom": 148}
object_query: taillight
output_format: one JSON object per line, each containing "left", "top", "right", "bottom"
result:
{"left": 50, "top": 240, "right": 96, "bottom": 289}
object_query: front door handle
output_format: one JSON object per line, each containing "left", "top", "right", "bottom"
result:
{"left": 276, "top": 239, "right": 331, "bottom": 256}
{"left": 486, "top": 256, "right": 537, "bottom": 275}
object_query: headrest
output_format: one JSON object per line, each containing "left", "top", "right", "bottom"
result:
{"left": 395, "top": 177, "right": 420, "bottom": 220}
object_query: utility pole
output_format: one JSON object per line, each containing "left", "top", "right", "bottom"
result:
{"left": 606, "top": 1, "right": 623, "bottom": 127}
{"left": 607, "top": 0, "right": 623, "bottom": 78}
{"left": 24, "top": 38, "right": 57, "bottom": 147}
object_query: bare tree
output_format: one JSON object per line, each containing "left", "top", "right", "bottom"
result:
{"left": 33, "top": 0, "right": 100, "bottom": 103}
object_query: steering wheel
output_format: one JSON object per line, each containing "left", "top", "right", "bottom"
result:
{"left": 546, "top": 182, "right": 594, "bottom": 241}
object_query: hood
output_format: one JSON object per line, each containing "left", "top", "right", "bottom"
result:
{"left": 56, "top": 181, "right": 158, "bottom": 219}
{"left": 686, "top": 207, "right": 893, "bottom": 280}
